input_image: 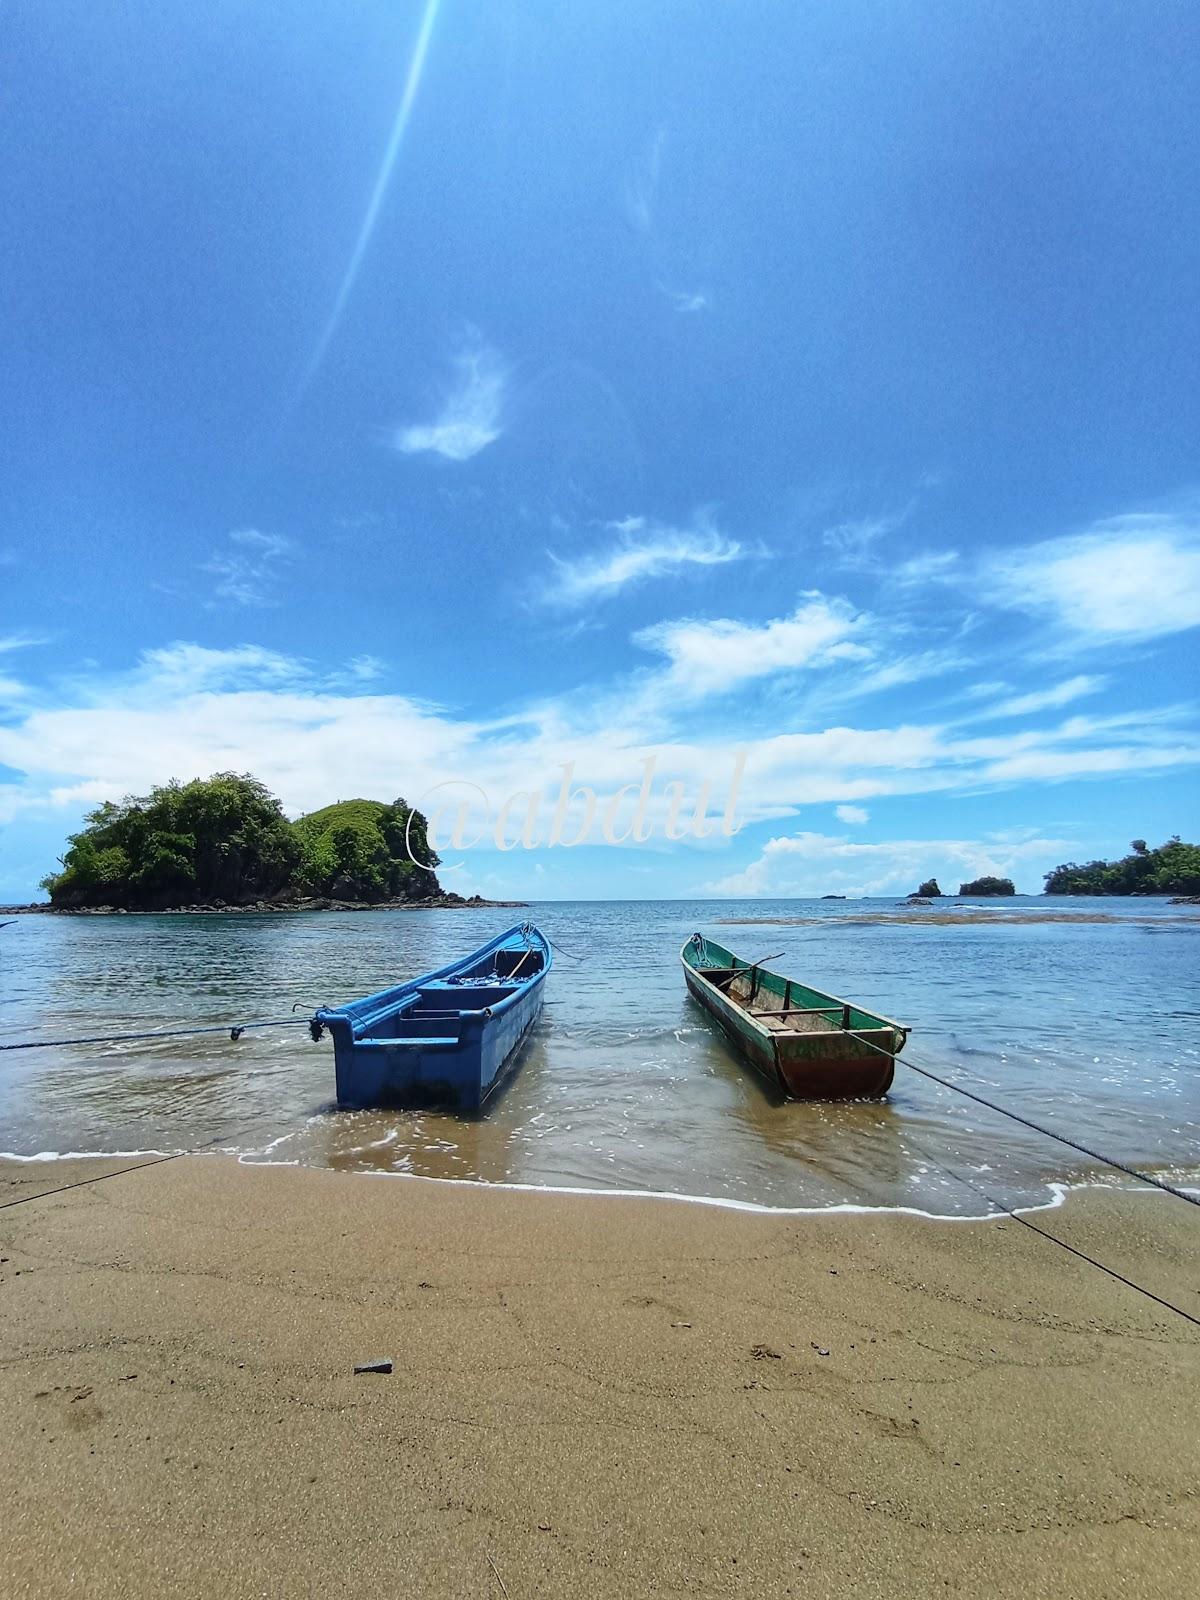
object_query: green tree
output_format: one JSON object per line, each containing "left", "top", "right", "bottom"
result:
{"left": 958, "top": 876, "right": 1016, "bottom": 896}
{"left": 43, "top": 773, "right": 300, "bottom": 908}
{"left": 1043, "top": 838, "right": 1200, "bottom": 896}
{"left": 42, "top": 778, "right": 442, "bottom": 909}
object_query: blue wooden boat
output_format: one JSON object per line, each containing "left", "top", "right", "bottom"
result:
{"left": 311, "top": 924, "right": 551, "bottom": 1112}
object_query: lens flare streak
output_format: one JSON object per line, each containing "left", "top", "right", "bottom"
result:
{"left": 301, "top": 0, "right": 445, "bottom": 391}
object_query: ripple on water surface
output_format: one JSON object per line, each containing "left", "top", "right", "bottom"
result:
{"left": 1, "top": 899, "right": 1197, "bottom": 1216}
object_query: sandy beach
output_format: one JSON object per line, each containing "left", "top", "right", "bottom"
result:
{"left": 1, "top": 1157, "right": 1197, "bottom": 1599}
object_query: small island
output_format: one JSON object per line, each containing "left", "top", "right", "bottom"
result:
{"left": 1043, "top": 838, "right": 1200, "bottom": 896}
{"left": 906, "top": 876, "right": 1014, "bottom": 899}
{"left": 24, "top": 772, "right": 521, "bottom": 913}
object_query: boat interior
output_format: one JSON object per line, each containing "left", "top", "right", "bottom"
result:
{"left": 697, "top": 967, "right": 853, "bottom": 1035}
{"left": 349, "top": 943, "right": 547, "bottom": 1044}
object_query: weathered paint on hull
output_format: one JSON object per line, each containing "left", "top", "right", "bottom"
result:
{"left": 318, "top": 924, "right": 551, "bottom": 1114}
{"left": 682, "top": 936, "right": 904, "bottom": 1100}
{"left": 332, "top": 983, "right": 544, "bottom": 1113}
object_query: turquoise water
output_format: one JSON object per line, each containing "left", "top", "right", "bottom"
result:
{"left": 1, "top": 899, "right": 1197, "bottom": 1215}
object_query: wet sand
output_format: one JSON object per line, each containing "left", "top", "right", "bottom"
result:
{"left": 1, "top": 1157, "right": 1197, "bottom": 1598}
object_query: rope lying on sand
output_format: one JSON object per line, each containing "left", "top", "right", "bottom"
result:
{"left": 837, "top": 1030, "right": 1200, "bottom": 1328}
{"left": 0, "top": 1112, "right": 275, "bottom": 1212}
{"left": 901, "top": 1132, "right": 1200, "bottom": 1331}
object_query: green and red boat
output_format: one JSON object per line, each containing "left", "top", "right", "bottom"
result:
{"left": 681, "top": 933, "right": 908, "bottom": 1099}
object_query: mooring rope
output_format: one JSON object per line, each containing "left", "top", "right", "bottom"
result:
{"left": 900, "top": 1055, "right": 1200, "bottom": 1208}
{"left": 0, "top": 1117, "right": 274, "bottom": 1212}
{"left": 877, "top": 1043, "right": 1200, "bottom": 1210}
{"left": 547, "top": 938, "right": 586, "bottom": 963}
{"left": 903, "top": 1133, "right": 1200, "bottom": 1330}
{"left": 0, "top": 1016, "right": 313, "bottom": 1053}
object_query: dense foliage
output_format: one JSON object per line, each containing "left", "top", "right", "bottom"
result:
{"left": 292, "top": 798, "right": 439, "bottom": 902}
{"left": 915, "top": 878, "right": 942, "bottom": 897}
{"left": 1043, "top": 838, "right": 1200, "bottom": 896}
{"left": 958, "top": 876, "right": 1016, "bottom": 896}
{"left": 41, "top": 775, "right": 441, "bottom": 909}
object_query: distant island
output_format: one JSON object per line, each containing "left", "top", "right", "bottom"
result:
{"left": 1043, "top": 838, "right": 1200, "bottom": 896}
{"left": 28, "top": 772, "right": 518, "bottom": 914}
{"left": 907, "top": 876, "right": 1014, "bottom": 899}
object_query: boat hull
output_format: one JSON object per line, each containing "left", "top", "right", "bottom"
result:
{"left": 682, "top": 935, "right": 904, "bottom": 1100}
{"left": 316, "top": 925, "right": 550, "bottom": 1114}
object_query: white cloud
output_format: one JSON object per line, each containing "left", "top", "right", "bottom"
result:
{"left": 1, "top": 603, "right": 1196, "bottom": 855}
{"left": 624, "top": 127, "right": 666, "bottom": 233}
{"left": 663, "top": 288, "right": 709, "bottom": 313}
{"left": 345, "top": 655, "right": 385, "bottom": 683}
{"left": 391, "top": 337, "right": 505, "bottom": 462}
{"left": 986, "top": 514, "right": 1200, "bottom": 641}
{"left": 203, "top": 529, "right": 293, "bottom": 608}
{"left": 822, "top": 513, "right": 899, "bottom": 565}
{"left": 894, "top": 550, "right": 960, "bottom": 585}
{"left": 835, "top": 804, "right": 869, "bottom": 824}
{"left": 636, "top": 595, "right": 867, "bottom": 698}
{"left": 130, "top": 643, "right": 306, "bottom": 696}
{"left": 704, "top": 830, "right": 1075, "bottom": 898}
{"left": 545, "top": 519, "right": 742, "bottom": 607}
{"left": 973, "top": 675, "right": 1106, "bottom": 721}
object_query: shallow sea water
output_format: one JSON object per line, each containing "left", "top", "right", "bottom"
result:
{"left": 1, "top": 898, "right": 1197, "bottom": 1216}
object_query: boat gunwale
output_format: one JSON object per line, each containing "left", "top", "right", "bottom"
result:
{"left": 679, "top": 933, "right": 908, "bottom": 1042}
{"left": 318, "top": 923, "right": 552, "bottom": 1033}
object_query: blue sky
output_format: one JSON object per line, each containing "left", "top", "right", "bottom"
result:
{"left": 1, "top": 0, "right": 1198, "bottom": 900}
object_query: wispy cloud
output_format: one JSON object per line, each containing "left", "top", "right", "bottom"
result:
{"left": 834, "top": 804, "right": 869, "bottom": 824}
{"left": 662, "top": 287, "right": 709, "bottom": 313}
{"left": 894, "top": 550, "right": 960, "bottom": 586}
{"left": 203, "top": 529, "right": 294, "bottom": 608}
{"left": 131, "top": 642, "right": 306, "bottom": 695}
{"left": 636, "top": 594, "right": 867, "bottom": 698}
{"left": 822, "top": 503, "right": 915, "bottom": 568}
{"left": 623, "top": 127, "right": 666, "bottom": 233}
{"left": 544, "top": 518, "right": 742, "bottom": 607}
{"left": 972, "top": 675, "right": 1107, "bottom": 721}
{"left": 704, "top": 830, "right": 1076, "bottom": 897}
{"left": 391, "top": 336, "right": 506, "bottom": 462}
{"left": 0, "top": 640, "right": 1196, "bottom": 842}
{"left": 985, "top": 513, "right": 1200, "bottom": 641}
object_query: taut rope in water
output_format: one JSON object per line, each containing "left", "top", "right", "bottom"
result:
{"left": 0, "top": 1016, "right": 314, "bottom": 1053}
{"left": 864, "top": 1036, "right": 1200, "bottom": 1210}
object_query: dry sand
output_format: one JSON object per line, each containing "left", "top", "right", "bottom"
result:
{"left": 1, "top": 1156, "right": 1197, "bottom": 1599}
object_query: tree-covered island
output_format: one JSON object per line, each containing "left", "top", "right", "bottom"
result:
{"left": 36, "top": 772, "right": 475, "bottom": 911}
{"left": 1043, "top": 838, "right": 1200, "bottom": 896}
{"left": 958, "top": 876, "right": 1016, "bottom": 896}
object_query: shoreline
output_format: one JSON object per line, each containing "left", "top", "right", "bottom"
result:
{"left": 0, "top": 894, "right": 528, "bottom": 917}
{"left": 2, "top": 1157, "right": 1196, "bottom": 1597}
{"left": 3, "top": 1144, "right": 1197, "bottom": 1224}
